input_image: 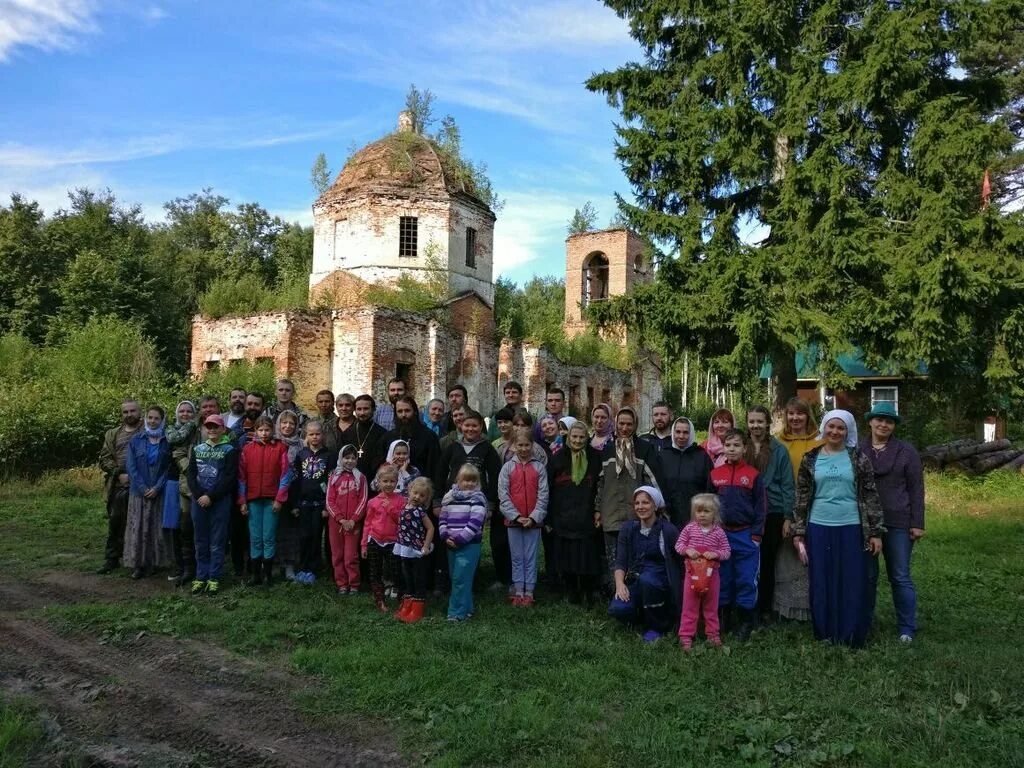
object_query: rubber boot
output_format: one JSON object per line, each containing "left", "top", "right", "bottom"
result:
{"left": 246, "top": 558, "right": 263, "bottom": 587}
{"left": 263, "top": 558, "right": 275, "bottom": 587}
{"left": 395, "top": 597, "right": 412, "bottom": 620}
{"left": 372, "top": 583, "right": 387, "bottom": 613}
{"left": 733, "top": 607, "right": 757, "bottom": 642}
{"left": 400, "top": 599, "right": 425, "bottom": 624}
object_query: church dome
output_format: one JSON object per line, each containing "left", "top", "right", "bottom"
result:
{"left": 318, "top": 124, "right": 491, "bottom": 209}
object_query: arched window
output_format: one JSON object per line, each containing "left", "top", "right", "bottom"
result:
{"left": 633, "top": 254, "right": 645, "bottom": 275}
{"left": 582, "top": 252, "right": 609, "bottom": 308}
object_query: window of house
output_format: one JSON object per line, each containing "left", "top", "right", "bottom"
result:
{"left": 203, "top": 360, "right": 220, "bottom": 371}
{"left": 870, "top": 386, "right": 899, "bottom": 414}
{"left": 820, "top": 385, "right": 836, "bottom": 412}
{"left": 255, "top": 356, "right": 274, "bottom": 367}
{"left": 465, "top": 227, "right": 477, "bottom": 269}
{"left": 399, "top": 216, "right": 418, "bottom": 257}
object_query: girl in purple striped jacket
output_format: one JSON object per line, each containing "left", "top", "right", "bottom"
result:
{"left": 439, "top": 464, "right": 488, "bottom": 622}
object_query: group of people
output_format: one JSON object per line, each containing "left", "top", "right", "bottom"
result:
{"left": 98, "top": 377, "right": 925, "bottom": 646}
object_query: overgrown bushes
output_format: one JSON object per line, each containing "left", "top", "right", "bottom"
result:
{"left": 0, "top": 317, "right": 276, "bottom": 477}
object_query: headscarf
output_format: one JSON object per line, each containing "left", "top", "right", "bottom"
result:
{"left": 144, "top": 410, "right": 166, "bottom": 439}
{"left": 702, "top": 408, "right": 735, "bottom": 464}
{"left": 633, "top": 485, "right": 665, "bottom": 511}
{"left": 671, "top": 417, "right": 696, "bottom": 450}
{"left": 818, "top": 409, "right": 858, "bottom": 448}
{"left": 422, "top": 399, "right": 445, "bottom": 437}
{"left": 384, "top": 439, "right": 417, "bottom": 494}
{"left": 165, "top": 400, "right": 197, "bottom": 446}
{"left": 567, "top": 422, "right": 589, "bottom": 484}
{"left": 614, "top": 406, "right": 638, "bottom": 478}
{"left": 275, "top": 411, "right": 304, "bottom": 462}
{"left": 590, "top": 403, "right": 614, "bottom": 451}
{"left": 550, "top": 416, "right": 577, "bottom": 455}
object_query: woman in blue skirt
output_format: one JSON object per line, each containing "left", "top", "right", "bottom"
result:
{"left": 791, "top": 410, "right": 884, "bottom": 648}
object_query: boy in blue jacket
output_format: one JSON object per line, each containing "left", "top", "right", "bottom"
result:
{"left": 186, "top": 414, "right": 239, "bottom": 595}
{"left": 710, "top": 429, "right": 766, "bottom": 640}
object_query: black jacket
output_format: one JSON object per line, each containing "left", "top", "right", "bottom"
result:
{"left": 435, "top": 439, "right": 501, "bottom": 504}
{"left": 546, "top": 447, "right": 600, "bottom": 538}
{"left": 659, "top": 442, "right": 714, "bottom": 527}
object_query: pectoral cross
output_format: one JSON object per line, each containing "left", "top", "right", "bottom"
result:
{"left": 357, "top": 449, "right": 364, "bottom": 458}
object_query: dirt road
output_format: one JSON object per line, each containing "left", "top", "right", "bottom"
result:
{"left": 0, "top": 571, "right": 404, "bottom": 767}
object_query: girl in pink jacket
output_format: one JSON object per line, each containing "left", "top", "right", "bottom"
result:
{"left": 675, "top": 493, "right": 731, "bottom": 650}
{"left": 325, "top": 444, "right": 367, "bottom": 595}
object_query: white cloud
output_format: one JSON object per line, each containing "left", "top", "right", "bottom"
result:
{"left": 493, "top": 189, "right": 579, "bottom": 276}
{"left": 0, "top": 0, "right": 98, "bottom": 62}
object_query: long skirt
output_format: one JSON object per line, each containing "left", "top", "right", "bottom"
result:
{"left": 774, "top": 535, "right": 811, "bottom": 621}
{"left": 807, "top": 523, "right": 878, "bottom": 648}
{"left": 275, "top": 507, "right": 302, "bottom": 563}
{"left": 123, "top": 492, "right": 172, "bottom": 570}
{"left": 553, "top": 532, "right": 602, "bottom": 578}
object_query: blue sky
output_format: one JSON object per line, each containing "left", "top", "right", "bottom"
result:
{"left": 0, "top": 0, "right": 643, "bottom": 285}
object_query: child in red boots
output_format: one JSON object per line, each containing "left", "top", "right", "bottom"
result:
{"left": 393, "top": 476, "right": 435, "bottom": 623}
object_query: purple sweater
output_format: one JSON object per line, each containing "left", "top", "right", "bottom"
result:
{"left": 439, "top": 487, "right": 488, "bottom": 546}
{"left": 859, "top": 437, "right": 925, "bottom": 530}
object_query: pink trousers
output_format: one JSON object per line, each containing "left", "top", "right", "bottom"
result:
{"left": 328, "top": 524, "right": 361, "bottom": 589}
{"left": 679, "top": 571, "right": 721, "bottom": 640}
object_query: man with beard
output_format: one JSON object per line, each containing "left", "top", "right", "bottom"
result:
{"left": 373, "top": 377, "right": 406, "bottom": 432}
{"left": 97, "top": 399, "right": 144, "bottom": 573}
{"left": 443, "top": 384, "right": 469, "bottom": 434}
{"left": 487, "top": 380, "right": 524, "bottom": 440}
{"left": 262, "top": 378, "right": 308, "bottom": 430}
{"left": 641, "top": 401, "right": 674, "bottom": 453}
{"left": 230, "top": 392, "right": 265, "bottom": 445}
{"left": 340, "top": 394, "right": 387, "bottom": 479}
{"left": 223, "top": 387, "right": 247, "bottom": 430}
{"left": 382, "top": 395, "right": 439, "bottom": 481}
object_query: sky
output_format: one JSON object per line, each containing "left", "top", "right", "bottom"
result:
{"left": 0, "top": 0, "right": 644, "bottom": 285}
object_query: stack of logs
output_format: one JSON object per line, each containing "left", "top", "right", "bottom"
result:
{"left": 921, "top": 438, "right": 1024, "bottom": 475}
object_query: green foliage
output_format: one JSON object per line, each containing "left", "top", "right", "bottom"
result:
{"left": 362, "top": 247, "right": 450, "bottom": 315}
{"left": 567, "top": 201, "right": 598, "bottom": 235}
{"left": 310, "top": 152, "right": 330, "bottom": 196}
{"left": 179, "top": 359, "right": 278, "bottom": 405}
{"left": 404, "top": 83, "right": 436, "bottom": 134}
{"left": 0, "top": 317, "right": 169, "bottom": 477}
{"left": 0, "top": 187, "right": 314, "bottom": 370}
{"left": 494, "top": 275, "right": 634, "bottom": 371}
{"left": 587, "top": 0, "right": 1024, "bottom": 415}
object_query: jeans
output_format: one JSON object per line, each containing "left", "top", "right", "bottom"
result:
{"left": 447, "top": 542, "right": 482, "bottom": 619}
{"left": 247, "top": 499, "right": 278, "bottom": 559}
{"left": 508, "top": 527, "right": 541, "bottom": 594}
{"left": 882, "top": 528, "right": 917, "bottom": 637}
{"left": 608, "top": 567, "right": 672, "bottom": 634}
{"left": 104, "top": 486, "right": 130, "bottom": 565}
{"left": 192, "top": 496, "right": 231, "bottom": 581}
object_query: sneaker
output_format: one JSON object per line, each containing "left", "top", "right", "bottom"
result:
{"left": 708, "top": 636, "right": 723, "bottom": 647}
{"left": 284, "top": 565, "right": 296, "bottom": 581}
{"left": 190, "top": 580, "right": 206, "bottom": 595}
{"left": 337, "top": 587, "right": 348, "bottom": 596}
{"left": 489, "top": 580, "right": 506, "bottom": 593}
{"left": 205, "top": 580, "right": 220, "bottom": 595}
{"left": 899, "top": 634, "right": 914, "bottom": 644}
{"left": 642, "top": 630, "right": 662, "bottom": 644}
{"left": 521, "top": 595, "right": 535, "bottom": 608}
{"left": 306, "top": 573, "right": 317, "bottom": 585}
{"left": 446, "top": 615, "right": 464, "bottom": 622}
{"left": 386, "top": 587, "right": 398, "bottom": 599}
{"left": 679, "top": 637, "right": 693, "bottom": 652}
{"left": 347, "top": 586, "right": 359, "bottom": 595}
{"left": 167, "top": 570, "right": 183, "bottom": 582}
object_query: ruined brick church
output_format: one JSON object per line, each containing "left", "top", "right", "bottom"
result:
{"left": 190, "top": 112, "right": 662, "bottom": 417}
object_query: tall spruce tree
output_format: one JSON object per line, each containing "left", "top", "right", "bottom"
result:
{"left": 587, "top": 0, "right": 1024, "bottom": 415}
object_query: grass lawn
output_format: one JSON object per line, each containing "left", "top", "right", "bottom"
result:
{"left": 1, "top": 469, "right": 1023, "bottom": 766}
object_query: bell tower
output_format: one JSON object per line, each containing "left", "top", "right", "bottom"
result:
{"left": 563, "top": 228, "right": 650, "bottom": 340}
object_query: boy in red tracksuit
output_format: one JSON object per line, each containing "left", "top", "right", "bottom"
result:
{"left": 710, "top": 429, "right": 766, "bottom": 641}
{"left": 237, "top": 416, "right": 292, "bottom": 586}
{"left": 325, "top": 444, "right": 368, "bottom": 595}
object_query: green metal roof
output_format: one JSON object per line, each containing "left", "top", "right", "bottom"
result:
{"left": 759, "top": 346, "right": 929, "bottom": 380}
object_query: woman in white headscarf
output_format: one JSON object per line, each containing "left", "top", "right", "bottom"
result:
{"left": 791, "top": 410, "right": 885, "bottom": 647}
